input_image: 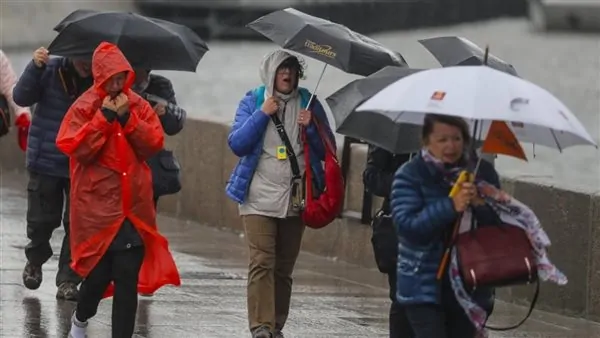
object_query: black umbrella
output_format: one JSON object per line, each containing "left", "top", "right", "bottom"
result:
{"left": 419, "top": 36, "right": 518, "bottom": 76}
{"left": 53, "top": 9, "right": 97, "bottom": 32}
{"left": 326, "top": 66, "right": 424, "bottom": 154}
{"left": 49, "top": 10, "right": 209, "bottom": 72}
{"left": 247, "top": 8, "right": 406, "bottom": 77}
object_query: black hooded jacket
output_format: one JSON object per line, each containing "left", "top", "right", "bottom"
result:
{"left": 362, "top": 145, "right": 413, "bottom": 212}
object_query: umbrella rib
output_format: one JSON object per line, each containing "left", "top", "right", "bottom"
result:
{"left": 550, "top": 129, "right": 562, "bottom": 153}
{"left": 393, "top": 111, "right": 406, "bottom": 124}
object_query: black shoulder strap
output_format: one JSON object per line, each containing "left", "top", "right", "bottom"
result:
{"left": 379, "top": 196, "right": 391, "bottom": 214}
{"left": 485, "top": 279, "right": 540, "bottom": 331}
{"left": 271, "top": 114, "right": 301, "bottom": 179}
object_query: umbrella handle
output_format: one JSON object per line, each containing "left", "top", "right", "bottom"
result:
{"left": 305, "top": 64, "right": 328, "bottom": 109}
{"left": 449, "top": 171, "right": 473, "bottom": 198}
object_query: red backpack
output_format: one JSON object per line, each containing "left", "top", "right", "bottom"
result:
{"left": 300, "top": 118, "right": 344, "bottom": 228}
{"left": 270, "top": 112, "right": 344, "bottom": 229}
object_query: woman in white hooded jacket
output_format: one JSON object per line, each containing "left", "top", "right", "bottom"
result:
{"left": 226, "top": 50, "right": 335, "bottom": 338}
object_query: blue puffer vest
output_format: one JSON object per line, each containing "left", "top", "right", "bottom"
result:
{"left": 225, "top": 85, "right": 331, "bottom": 205}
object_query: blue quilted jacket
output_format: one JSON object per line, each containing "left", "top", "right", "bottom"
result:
{"left": 13, "top": 58, "right": 91, "bottom": 177}
{"left": 390, "top": 152, "right": 501, "bottom": 307}
{"left": 225, "top": 86, "right": 335, "bottom": 204}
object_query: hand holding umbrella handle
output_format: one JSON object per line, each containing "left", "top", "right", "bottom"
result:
{"left": 437, "top": 170, "right": 475, "bottom": 280}
{"left": 449, "top": 170, "right": 473, "bottom": 197}
{"left": 32, "top": 47, "right": 49, "bottom": 68}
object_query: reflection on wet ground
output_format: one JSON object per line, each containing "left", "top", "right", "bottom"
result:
{"left": 1, "top": 174, "right": 599, "bottom": 337}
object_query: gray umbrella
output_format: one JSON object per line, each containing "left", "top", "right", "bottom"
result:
{"left": 247, "top": 8, "right": 406, "bottom": 77}
{"left": 326, "top": 66, "right": 424, "bottom": 154}
{"left": 419, "top": 36, "right": 518, "bottom": 76}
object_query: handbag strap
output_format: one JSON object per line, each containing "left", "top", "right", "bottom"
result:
{"left": 485, "top": 278, "right": 540, "bottom": 331}
{"left": 312, "top": 115, "right": 336, "bottom": 158}
{"left": 271, "top": 114, "right": 301, "bottom": 179}
{"left": 379, "top": 197, "right": 391, "bottom": 214}
{"left": 456, "top": 210, "right": 541, "bottom": 331}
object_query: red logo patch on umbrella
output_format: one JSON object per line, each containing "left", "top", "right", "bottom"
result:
{"left": 431, "top": 91, "right": 446, "bottom": 101}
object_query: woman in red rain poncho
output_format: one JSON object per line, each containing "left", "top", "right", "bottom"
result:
{"left": 56, "top": 42, "right": 181, "bottom": 338}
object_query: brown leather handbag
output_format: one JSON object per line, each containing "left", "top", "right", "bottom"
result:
{"left": 454, "top": 222, "right": 540, "bottom": 331}
{"left": 456, "top": 224, "right": 537, "bottom": 291}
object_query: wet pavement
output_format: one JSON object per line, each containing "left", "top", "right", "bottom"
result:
{"left": 1, "top": 173, "right": 600, "bottom": 337}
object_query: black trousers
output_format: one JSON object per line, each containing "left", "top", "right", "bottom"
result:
{"left": 25, "top": 171, "right": 81, "bottom": 286}
{"left": 371, "top": 214, "right": 413, "bottom": 338}
{"left": 404, "top": 279, "right": 476, "bottom": 338}
{"left": 387, "top": 271, "right": 414, "bottom": 338}
{"left": 76, "top": 246, "right": 145, "bottom": 338}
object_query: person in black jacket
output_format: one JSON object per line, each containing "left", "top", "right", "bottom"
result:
{"left": 363, "top": 145, "right": 414, "bottom": 338}
{"left": 133, "top": 69, "right": 186, "bottom": 142}
{"left": 132, "top": 69, "right": 186, "bottom": 297}
{"left": 133, "top": 69, "right": 186, "bottom": 202}
{"left": 13, "top": 46, "right": 92, "bottom": 301}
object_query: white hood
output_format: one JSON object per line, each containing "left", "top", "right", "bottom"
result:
{"left": 259, "top": 49, "right": 297, "bottom": 97}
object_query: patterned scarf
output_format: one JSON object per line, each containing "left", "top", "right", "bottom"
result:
{"left": 421, "top": 149, "right": 567, "bottom": 337}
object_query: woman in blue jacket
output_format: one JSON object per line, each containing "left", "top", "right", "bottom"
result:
{"left": 225, "top": 50, "right": 335, "bottom": 338}
{"left": 390, "top": 114, "right": 499, "bottom": 338}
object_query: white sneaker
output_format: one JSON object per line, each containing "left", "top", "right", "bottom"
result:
{"left": 68, "top": 312, "right": 88, "bottom": 338}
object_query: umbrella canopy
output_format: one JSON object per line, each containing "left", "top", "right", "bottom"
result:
{"left": 49, "top": 10, "right": 209, "bottom": 72}
{"left": 356, "top": 66, "right": 596, "bottom": 150}
{"left": 326, "top": 66, "right": 424, "bottom": 153}
{"left": 53, "top": 8, "right": 97, "bottom": 32}
{"left": 247, "top": 7, "right": 406, "bottom": 77}
{"left": 419, "top": 36, "right": 518, "bottom": 76}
